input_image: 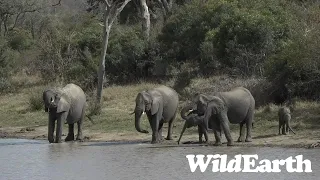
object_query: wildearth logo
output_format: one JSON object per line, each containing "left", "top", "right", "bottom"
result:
{"left": 186, "top": 154, "right": 312, "bottom": 173}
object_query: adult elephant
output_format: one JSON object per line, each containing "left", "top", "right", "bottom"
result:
{"left": 43, "top": 83, "right": 86, "bottom": 143}
{"left": 182, "top": 87, "right": 255, "bottom": 146}
{"left": 132, "top": 85, "right": 179, "bottom": 144}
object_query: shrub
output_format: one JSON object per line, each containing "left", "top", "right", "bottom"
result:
{"left": 7, "top": 28, "right": 33, "bottom": 51}
{"left": 159, "top": 0, "right": 291, "bottom": 76}
{"left": 0, "top": 78, "right": 12, "bottom": 93}
{"left": 206, "top": 1, "right": 290, "bottom": 75}
{"left": 105, "top": 25, "right": 146, "bottom": 83}
{"left": 28, "top": 91, "right": 43, "bottom": 111}
{"left": 36, "top": 14, "right": 100, "bottom": 90}
{"left": 264, "top": 4, "right": 320, "bottom": 100}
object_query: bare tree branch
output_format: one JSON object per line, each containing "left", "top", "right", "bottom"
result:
{"left": 107, "top": 0, "right": 132, "bottom": 28}
{"left": 52, "top": 0, "right": 62, "bottom": 6}
{"left": 115, "top": 0, "right": 131, "bottom": 16}
{"left": 105, "top": 0, "right": 112, "bottom": 7}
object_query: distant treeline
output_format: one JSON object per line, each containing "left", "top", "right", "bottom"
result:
{"left": 0, "top": 0, "right": 319, "bottom": 100}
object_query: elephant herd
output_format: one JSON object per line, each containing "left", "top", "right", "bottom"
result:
{"left": 42, "top": 83, "right": 295, "bottom": 145}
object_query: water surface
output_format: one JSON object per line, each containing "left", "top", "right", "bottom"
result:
{"left": 0, "top": 139, "right": 319, "bottom": 180}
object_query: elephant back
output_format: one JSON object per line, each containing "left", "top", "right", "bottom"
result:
{"left": 62, "top": 84, "right": 86, "bottom": 122}
{"left": 62, "top": 84, "right": 86, "bottom": 103}
{"left": 218, "top": 87, "right": 255, "bottom": 124}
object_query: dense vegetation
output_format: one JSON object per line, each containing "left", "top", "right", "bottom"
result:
{"left": 1, "top": 0, "right": 320, "bottom": 102}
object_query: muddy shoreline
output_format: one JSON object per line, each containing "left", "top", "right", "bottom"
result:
{"left": 1, "top": 126, "right": 319, "bottom": 149}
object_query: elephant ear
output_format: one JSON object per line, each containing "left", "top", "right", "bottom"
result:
{"left": 199, "top": 94, "right": 210, "bottom": 105}
{"left": 151, "top": 97, "right": 160, "bottom": 115}
{"left": 56, "top": 97, "right": 70, "bottom": 113}
{"left": 209, "top": 97, "right": 225, "bottom": 115}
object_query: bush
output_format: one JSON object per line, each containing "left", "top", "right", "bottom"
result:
{"left": 105, "top": 25, "right": 146, "bottom": 83}
{"left": 206, "top": 0, "right": 290, "bottom": 75}
{"left": 0, "top": 78, "right": 12, "bottom": 93}
{"left": 264, "top": 4, "right": 320, "bottom": 100}
{"left": 0, "top": 38, "right": 19, "bottom": 78}
{"left": 7, "top": 28, "right": 33, "bottom": 51}
{"left": 28, "top": 91, "right": 43, "bottom": 111}
{"left": 159, "top": 0, "right": 291, "bottom": 76}
{"left": 36, "top": 14, "right": 100, "bottom": 90}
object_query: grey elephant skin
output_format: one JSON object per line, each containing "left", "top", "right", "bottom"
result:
{"left": 278, "top": 107, "right": 296, "bottom": 135}
{"left": 177, "top": 107, "right": 208, "bottom": 144}
{"left": 183, "top": 87, "right": 255, "bottom": 146}
{"left": 43, "top": 83, "right": 86, "bottom": 143}
{"left": 133, "top": 85, "right": 179, "bottom": 144}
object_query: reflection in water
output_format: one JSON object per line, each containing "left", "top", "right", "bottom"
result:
{"left": 0, "top": 139, "right": 319, "bottom": 180}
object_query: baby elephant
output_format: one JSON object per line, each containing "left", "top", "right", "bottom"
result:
{"left": 177, "top": 106, "right": 208, "bottom": 144}
{"left": 278, "top": 107, "right": 296, "bottom": 135}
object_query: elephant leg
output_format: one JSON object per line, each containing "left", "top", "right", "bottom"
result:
{"left": 48, "top": 113, "right": 56, "bottom": 143}
{"left": 245, "top": 121, "right": 252, "bottom": 142}
{"left": 282, "top": 124, "right": 287, "bottom": 135}
{"left": 149, "top": 116, "right": 159, "bottom": 144}
{"left": 65, "top": 124, "right": 74, "bottom": 141}
{"left": 278, "top": 123, "right": 282, "bottom": 135}
{"left": 76, "top": 108, "right": 85, "bottom": 141}
{"left": 237, "top": 122, "right": 245, "bottom": 142}
{"left": 245, "top": 110, "right": 253, "bottom": 142}
{"left": 198, "top": 126, "right": 203, "bottom": 143}
{"left": 203, "top": 127, "right": 209, "bottom": 143}
{"left": 55, "top": 113, "right": 67, "bottom": 143}
{"left": 158, "top": 121, "right": 164, "bottom": 141}
{"left": 220, "top": 114, "right": 234, "bottom": 146}
{"left": 286, "top": 121, "right": 290, "bottom": 135}
{"left": 213, "top": 130, "right": 222, "bottom": 146}
{"left": 166, "top": 116, "right": 175, "bottom": 140}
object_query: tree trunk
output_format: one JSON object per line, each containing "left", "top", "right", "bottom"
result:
{"left": 140, "top": 0, "right": 150, "bottom": 41}
{"left": 96, "top": 6, "right": 111, "bottom": 104}
{"left": 96, "top": 0, "right": 132, "bottom": 105}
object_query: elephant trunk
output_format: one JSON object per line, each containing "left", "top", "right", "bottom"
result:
{"left": 134, "top": 109, "right": 149, "bottom": 134}
{"left": 177, "top": 122, "right": 188, "bottom": 144}
{"left": 48, "top": 117, "right": 55, "bottom": 143}
{"left": 204, "top": 113, "right": 209, "bottom": 131}
{"left": 180, "top": 104, "right": 195, "bottom": 120}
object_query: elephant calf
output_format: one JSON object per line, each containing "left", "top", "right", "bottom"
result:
{"left": 278, "top": 107, "right": 296, "bottom": 135}
{"left": 43, "top": 83, "right": 86, "bottom": 143}
{"left": 177, "top": 107, "right": 208, "bottom": 144}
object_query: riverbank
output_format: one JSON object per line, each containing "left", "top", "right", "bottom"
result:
{"left": 1, "top": 75, "right": 320, "bottom": 149}
{"left": 1, "top": 122, "right": 319, "bottom": 149}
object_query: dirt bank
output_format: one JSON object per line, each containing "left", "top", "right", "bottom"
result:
{"left": 1, "top": 125, "right": 319, "bottom": 149}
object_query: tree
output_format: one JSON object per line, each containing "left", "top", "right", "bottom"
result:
{"left": 90, "top": 0, "right": 132, "bottom": 105}
{"left": 0, "top": 0, "right": 42, "bottom": 36}
{"left": 140, "top": 0, "right": 150, "bottom": 41}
